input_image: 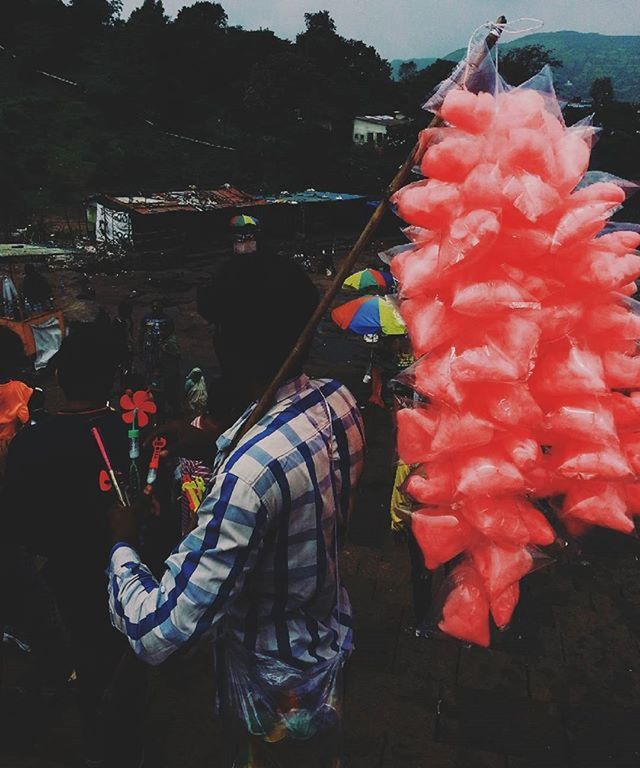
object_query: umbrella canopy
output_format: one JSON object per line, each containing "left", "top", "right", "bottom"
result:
{"left": 331, "top": 296, "right": 406, "bottom": 336}
{"left": 343, "top": 268, "right": 394, "bottom": 293}
{"left": 230, "top": 214, "right": 259, "bottom": 227}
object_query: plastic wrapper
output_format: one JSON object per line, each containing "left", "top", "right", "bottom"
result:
{"left": 471, "top": 543, "right": 534, "bottom": 599}
{"left": 411, "top": 507, "right": 474, "bottom": 569}
{"left": 389, "top": 41, "right": 640, "bottom": 647}
{"left": 438, "top": 561, "right": 491, "bottom": 647}
{"left": 221, "top": 642, "right": 345, "bottom": 748}
{"left": 490, "top": 582, "right": 520, "bottom": 629}
{"left": 562, "top": 481, "right": 633, "bottom": 533}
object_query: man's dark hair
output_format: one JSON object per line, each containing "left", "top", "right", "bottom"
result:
{"left": 198, "top": 252, "right": 320, "bottom": 383}
{"left": 55, "top": 325, "right": 119, "bottom": 402}
{"left": 0, "top": 326, "right": 27, "bottom": 379}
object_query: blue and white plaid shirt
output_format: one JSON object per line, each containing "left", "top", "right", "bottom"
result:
{"left": 108, "top": 375, "right": 365, "bottom": 666}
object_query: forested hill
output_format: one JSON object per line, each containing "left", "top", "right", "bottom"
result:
{"left": 395, "top": 32, "right": 640, "bottom": 102}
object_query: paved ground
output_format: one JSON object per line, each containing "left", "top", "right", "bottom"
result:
{"left": 3, "top": 253, "right": 640, "bottom": 766}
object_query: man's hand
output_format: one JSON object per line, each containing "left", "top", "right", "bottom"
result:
{"left": 108, "top": 494, "right": 153, "bottom": 547}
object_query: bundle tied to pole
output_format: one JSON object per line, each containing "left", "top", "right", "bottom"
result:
{"left": 231, "top": 16, "right": 507, "bottom": 449}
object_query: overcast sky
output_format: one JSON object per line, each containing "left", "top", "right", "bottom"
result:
{"left": 119, "top": 0, "right": 640, "bottom": 59}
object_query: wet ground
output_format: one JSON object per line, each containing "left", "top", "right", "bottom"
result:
{"left": 3, "top": 249, "right": 640, "bottom": 767}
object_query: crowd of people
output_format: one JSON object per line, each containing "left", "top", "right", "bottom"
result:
{"left": 0, "top": 250, "right": 365, "bottom": 768}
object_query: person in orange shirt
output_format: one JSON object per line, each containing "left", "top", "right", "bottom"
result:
{"left": 0, "top": 327, "right": 33, "bottom": 476}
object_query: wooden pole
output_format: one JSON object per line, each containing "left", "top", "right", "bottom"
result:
{"left": 233, "top": 17, "right": 507, "bottom": 446}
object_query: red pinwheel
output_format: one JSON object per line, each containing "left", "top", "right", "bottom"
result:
{"left": 120, "top": 389, "right": 157, "bottom": 428}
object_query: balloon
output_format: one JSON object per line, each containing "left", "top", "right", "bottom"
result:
{"left": 490, "top": 582, "right": 520, "bottom": 629}
{"left": 438, "top": 561, "right": 491, "bottom": 647}
{"left": 412, "top": 507, "right": 473, "bottom": 569}
{"left": 471, "top": 543, "right": 533, "bottom": 599}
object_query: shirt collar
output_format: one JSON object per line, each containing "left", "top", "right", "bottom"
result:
{"left": 215, "top": 374, "right": 310, "bottom": 456}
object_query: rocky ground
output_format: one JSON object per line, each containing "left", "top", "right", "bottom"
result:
{"left": 2, "top": 246, "right": 640, "bottom": 767}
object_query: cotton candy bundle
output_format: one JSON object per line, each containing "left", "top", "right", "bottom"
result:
{"left": 392, "top": 71, "right": 640, "bottom": 646}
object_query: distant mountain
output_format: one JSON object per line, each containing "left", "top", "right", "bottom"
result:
{"left": 390, "top": 57, "right": 437, "bottom": 79}
{"left": 394, "top": 32, "right": 640, "bottom": 102}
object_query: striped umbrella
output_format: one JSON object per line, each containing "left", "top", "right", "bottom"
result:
{"left": 331, "top": 296, "right": 406, "bottom": 336}
{"left": 230, "top": 214, "right": 259, "bottom": 227}
{"left": 343, "top": 268, "right": 395, "bottom": 293}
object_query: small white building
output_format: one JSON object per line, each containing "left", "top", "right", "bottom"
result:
{"left": 352, "top": 113, "right": 410, "bottom": 146}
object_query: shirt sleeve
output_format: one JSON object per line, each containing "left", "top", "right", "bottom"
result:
{"left": 108, "top": 470, "right": 272, "bottom": 666}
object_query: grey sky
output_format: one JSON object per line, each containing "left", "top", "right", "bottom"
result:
{"left": 119, "top": 1, "right": 640, "bottom": 59}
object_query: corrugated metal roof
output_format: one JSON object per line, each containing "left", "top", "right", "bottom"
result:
{"left": 259, "top": 190, "right": 366, "bottom": 205}
{"left": 101, "top": 186, "right": 265, "bottom": 215}
{"left": 0, "top": 244, "right": 80, "bottom": 260}
{"left": 354, "top": 114, "right": 411, "bottom": 127}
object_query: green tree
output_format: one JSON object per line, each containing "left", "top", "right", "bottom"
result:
{"left": 591, "top": 76, "right": 615, "bottom": 109}
{"left": 68, "top": 0, "right": 122, "bottom": 28}
{"left": 499, "top": 44, "right": 562, "bottom": 86}
{"left": 399, "top": 61, "right": 417, "bottom": 81}
{"left": 174, "top": 1, "right": 227, "bottom": 30}
{"left": 303, "top": 10, "right": 336, "bottom": 35}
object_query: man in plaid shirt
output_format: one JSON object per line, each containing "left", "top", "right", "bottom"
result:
{"left": 108, "top": 253, "right": 364, "bottom": 767}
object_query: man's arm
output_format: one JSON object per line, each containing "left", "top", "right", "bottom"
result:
{"left": 108, "top": 470, "right": 272, "bottom": 666}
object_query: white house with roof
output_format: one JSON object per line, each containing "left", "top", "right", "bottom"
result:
{"left": 352, "top": 113, "right": 410, "bottom": 146}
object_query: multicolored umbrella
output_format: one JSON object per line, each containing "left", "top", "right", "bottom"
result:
{"left": 230, "top": 214, "right": 259, "bottom": 227}
{"left": 343, "top": 268, "right": 395, "bottom": 293}
{"left": 331, "top": 296, "right": 406, "bottom": 336}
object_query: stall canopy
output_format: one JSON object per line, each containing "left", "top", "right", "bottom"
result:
{"left": 0, "top": 244, "right": 69, "bottom": 369}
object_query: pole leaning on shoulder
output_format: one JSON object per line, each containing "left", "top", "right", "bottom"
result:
{"left": 233, "top": 16, "right": 507, "bottom": 447}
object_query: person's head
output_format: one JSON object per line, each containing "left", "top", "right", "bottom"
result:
{"left": 55, "top": 325, "right": 119, "bottom": 405}
{"left": 197, "top": 252, "right": 319, "bottom": 398}
{"left": 188, "top": 367, "right": 203, "bottom": 383}
{"left": 118, "top": 301, "right": 132, "bottom": 321}
{"left": 0, "top": 326, "right": 28, "bottom": 381}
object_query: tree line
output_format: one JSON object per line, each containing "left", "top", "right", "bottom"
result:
{"left": 0, "top": 1, "right": 636, "bottom": 236}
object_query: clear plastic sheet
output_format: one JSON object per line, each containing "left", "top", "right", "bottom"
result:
{"left": 221, "top": 642, "right": 346, "bottom": 744}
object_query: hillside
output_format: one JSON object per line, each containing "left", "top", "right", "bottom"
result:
{"left": 390, "top": 57, "right": 436, "bottom": 79}
{"left": 394, "top": 32, "right": 640, "bottom": 102}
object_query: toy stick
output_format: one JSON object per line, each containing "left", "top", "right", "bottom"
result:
{"left": 143, "top": 436, "right": 167, "bottom": 496}
{"left": 92, "top": 426, "right": 127, "bottom": 507}
{"left": 229, "top": 17, "right": 507, "bottom": 449}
